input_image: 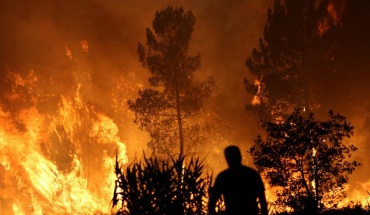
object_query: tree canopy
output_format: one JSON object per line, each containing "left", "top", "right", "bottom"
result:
{"left": 128, "top": 6, "right": 216, "bottom": 156}
{"left": 244, "top": 0, "right": 331, "bottom": 121}
{"left": 245, "top": 0, "right": 370, "bottom": 122}
{"left": 249, "top": 109, "right": 360, "bottom": 213}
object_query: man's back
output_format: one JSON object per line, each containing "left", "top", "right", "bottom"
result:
{"left": 208, "top": 145, "right": 267, "bottom": 215}
{"left": 212, "top": 165, "right": 264, "bottom": 215}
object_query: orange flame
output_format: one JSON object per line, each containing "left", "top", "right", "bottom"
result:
{"left": 0, "top": 78, "right": 128, "bottom": 214}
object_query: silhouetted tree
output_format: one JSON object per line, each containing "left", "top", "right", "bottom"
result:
{"left": 128, "top": 6, "right": 216, "bottom": 156}
{"left": 244, "top": 0, "right": 330, "bottom": 121}
{"left": 249, "top": 109, "right": 360, "bottom": 214}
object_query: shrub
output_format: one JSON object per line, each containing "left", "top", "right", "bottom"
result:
{"left": 112, "top": 154, "right": 212, "bottom": 215}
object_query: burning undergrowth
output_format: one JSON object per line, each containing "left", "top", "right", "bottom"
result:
{"left": 0, "top": 69, "right": 128, "bottom": 214}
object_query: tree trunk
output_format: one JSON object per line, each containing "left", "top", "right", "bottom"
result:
{"left": 174, "top": 67, "right": 184, "bottom": 156}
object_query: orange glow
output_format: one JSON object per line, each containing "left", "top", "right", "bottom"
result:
{"left": 251, "top": 79, "right": 261, "bottom": 105}
{"left": 318, "top": 1, "right": 346, "bottom": 36}
{"left": 1, "top": 1, "right": 369, "bottom": 213}
{"left": 0, "top": 73, "right": 128, "bottom": 214}
{"left": 81, "top": 40, "right": 89, "bottom": 52}
{"left": 65, "top": 46, "right": 73, "bottom": 59}
{"left": 327, "top": 3, "right": 339, "bottom": 25}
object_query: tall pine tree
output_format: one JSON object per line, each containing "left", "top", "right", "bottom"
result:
{"left": 245, "top": 0, "right": 329, "bottom": 121}
{"left": 128, "top": 7, "right": 216, "bottom": 156}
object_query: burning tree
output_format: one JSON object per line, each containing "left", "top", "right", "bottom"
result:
{"left": 128, "top": 6, "right": 216, "bottom": 156}
{"left": 244, "top": 0, "right": 330, "bottom": 120}
{"left": 249, "top": 109, "right": 361, "bottom": 213}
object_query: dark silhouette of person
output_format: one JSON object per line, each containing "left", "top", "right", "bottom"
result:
{"left": 208, "top": 145, "right": 268, "bottom": 215}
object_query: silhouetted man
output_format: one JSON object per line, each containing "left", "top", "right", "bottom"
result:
{"left": 208, "top": 145, "right": 268, "bottom": 215}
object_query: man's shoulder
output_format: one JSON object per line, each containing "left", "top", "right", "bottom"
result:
{"left": 216, "top": 169, "right": 229, "bottom": 178}
{"left": 218, "top": 165, "right": 259, "bottom": 177}
{"left": 239, "top": 165, "right": 261, "bottom": 176}
{"left": 241, "top": 165, "right": 259, "bottom": 173}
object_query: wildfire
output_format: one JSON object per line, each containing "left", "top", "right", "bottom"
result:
{"left": 251, "top": 79, "right": 261, "bottom": 105}
{"left": 0, "top": 72, "right": 128, "bottom": 214}
{"left": 318, "top": 1, "right": 347, "bottom": 36}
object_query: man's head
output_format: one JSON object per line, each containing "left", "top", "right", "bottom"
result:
{"left": 224, "top": 145, "right": 242, "bottom": 168}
